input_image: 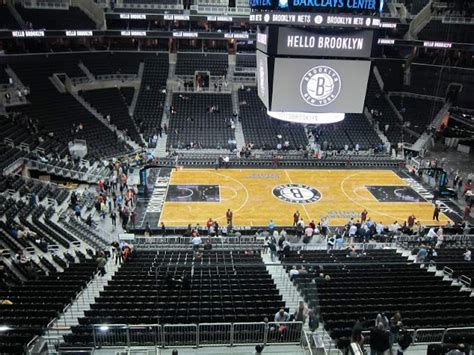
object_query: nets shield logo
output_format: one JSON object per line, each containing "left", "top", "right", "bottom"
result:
{"left": 273, "top": 184, "right": 321, "bottom": 204}
{"left": 300, "top": 65, "right": 341, "bottom": 107}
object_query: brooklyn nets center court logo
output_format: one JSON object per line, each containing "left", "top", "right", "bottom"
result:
{"left": 272, "top": 184, "right": 322, "bottom": 204}
{"left": 300, "top": 65, "right": 341, "bottom": 106}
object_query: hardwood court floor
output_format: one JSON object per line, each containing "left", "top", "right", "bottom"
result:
{"left": 159, "top": 169, "right": 451, "bottom": 227}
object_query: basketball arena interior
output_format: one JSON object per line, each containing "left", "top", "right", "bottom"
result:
{"left": 0, "top": 0, "right": 473, "bottom": 354}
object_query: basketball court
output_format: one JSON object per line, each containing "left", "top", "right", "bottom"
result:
{"left": 157, "top": 168, "right": 452, "bottom": 227}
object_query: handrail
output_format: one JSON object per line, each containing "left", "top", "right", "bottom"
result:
{"left": 26, "top": 335, "right": 39, "bottom": 355}
{"left": 302, "top": 330, "right": 314, "bottom": 355}
{"left": 42, "top": 324, "right": 474, "bottom": 350}
{"left": 24, "top": 158, "right": 107, "bottom": 182}
{"left": 459, "top": 275, "right": 471, "bottom": 288}
{"left": 443, "top": 266, "right": 454, "bottom": 277}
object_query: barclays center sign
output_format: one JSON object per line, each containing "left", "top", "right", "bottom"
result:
{"left": 249, "top": 0, "right": 380, "bottom": 12}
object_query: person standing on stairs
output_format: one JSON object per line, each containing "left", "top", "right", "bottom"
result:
{"left": 96, "top": 252, "right": 107, "bottom": 277}
{"left": 293, "top": 301, "right": 309, "bottom": 324}
{"left": 269, "top": 238, "right": 277, "bottom": 262}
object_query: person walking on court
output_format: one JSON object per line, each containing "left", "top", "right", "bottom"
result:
{"left": 226, "top": 209, "right": 233, "bottom": 225}
{"left": 433, "top": 204, "right": 440, "bottom": 222}
{"left": 293, "top": 211, "right": 300, "bottom": 226}
{"left": 361, "top": 209, "right": 368, "bottom": 223}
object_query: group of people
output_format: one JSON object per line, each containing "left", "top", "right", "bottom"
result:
{"left": 292, "top": 211, "right": 330, "bottom": 242}
{"left": 11, "top": 250, "right": 41, "bottom": 280}
{"left": 264, "top": 232, "right": 291, "bottom": 261}
{"left": 182, "top": 211, "right": 235, "bottom": 239}
{"left": 351, "top": 312, "right": 412, "bottom": 355}
{"left": 111, "top": 240, "right": 134, "bottom": 266}
{"left": 71, "top": 156, "right": 139, "bottom": 233}
{"left": 273, "top": 301, "right": 319, "bottom": 332}
{"left": 416, "top": 244, "right": 471, "bottom": 263}
{"left": 9, "top": 222, "right": 47, "bottom": 251}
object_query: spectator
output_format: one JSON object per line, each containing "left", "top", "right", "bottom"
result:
{"left": 274, "top": 308, "right": 290, "bottom": 322}
{"left": 16, "top": 227, "right": 25, "bottom": 240}
{"left": 416, "top": 245, "right": 428, "bottom": 263}
{"left": 86, "top": 214, "right": 93, "bottom": 227}
{"left": 320, "top": 217, "right": 329, "bottom": 236}
{"left": 308, "top": 310, "right": 319, "bottom": 331}
{"left": 289, "top": 266, "right": 299, "bottom": 281}
{"left": 304, "top": 225, "right": 314, "bottom": 239}
{"left": 293, "top": 301, "right": 309, "bottom": 323}
{"left": 206, "top": 218, "right": 214, "bottom": 233}
{"left": 327, "top": 235, "right": 336, "bottom": 249}
{"left": 268, "top": 220, "right": 275, "bottom": 234}
{"left": 123, "top": 245, "right": 131, "bottom": 262}
{"left": 269, "top": 238, "right": 278, "bottom": 262}
{"left": 375, "top": 313, "right": 390, "bottom": 331}
{"left": 348, "top": 223, "right": 358, "bottom": 244}
{"left": 370, "top": 323, "right": 390, "bottom": 355}
{"left": 427, "top": 227, "right": 437, "bottom": 239}
{"left": 281, "top": 238, "right": 291, "bottom": 257}
{"left": 396, "top": 329, "right": 412, "bottom": 354}
{"left": 111, "top": 211, "right": 116, "bottom": 227}
{"left": 347, "top": 246, "right": 358, "bottom": 258}
{"left": 435, "top": 230, "right": 444, "bottom": 248}
{"left": 191, "top": 235, "right": 202, "bottom": 250}
{"left": 97, "top": 252, "right": 107, "bottom": 276}
{"left": 30, "top": 192, "right": 37, "bottom": 206}
{"left": 293, "top": 211, "right": 300, "bottom": 226}
{"left": 464, "top": 205, "right": 471, "bottom": 221}
{"left": 145, "top": 222, "right": 152, "bottom": 237}
{"left": 226, "top": 209, "right": 233, "bottom": 225}
{"left": 112, "top": 242, "right": 122, "bottom": 265}
{"left": 464, "top": 248, "right": 471, "bottom": 261}
{"left": 14, "top": 250, "right": 28, "bottom": 264}
{"left": 351, "top": 317, "right": 365, "bottom": 347}
{"left": 74, "top": 204, "right": 81, "bottom": 219}
{"left": 433, "top": 204, "right": 440, "bottom": 222}
{"left": 203, "top": 239, "right": 212, "bottom": 250}
{"left": 389, "top": 312, "right": 403, "bottom": 351}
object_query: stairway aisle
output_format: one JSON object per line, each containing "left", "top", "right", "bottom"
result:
{"left": 51, "top": 256, "right": 120, "bottom": 328}
{"left": 261, "top": 252, "right": 337, "bottom": 352}
{"left": 261, "top": 252, "right": 301, "bottom": 314}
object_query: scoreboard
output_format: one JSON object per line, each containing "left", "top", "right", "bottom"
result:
{"left": 252, "top": 0, "right": 379, "bottom": 124}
